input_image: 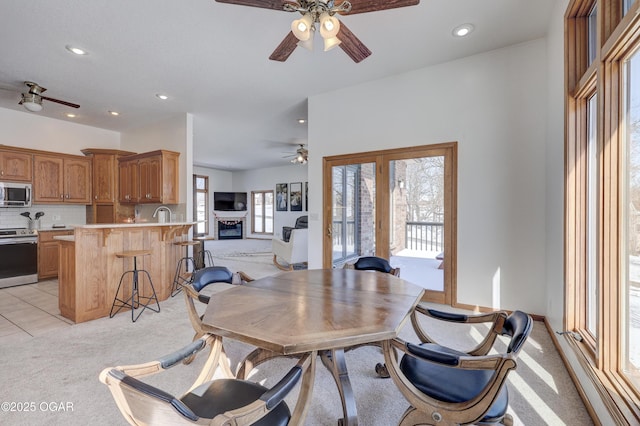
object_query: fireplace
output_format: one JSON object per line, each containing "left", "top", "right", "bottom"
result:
{"left": 218, "top": 221, "right": 243, "bottom": 240}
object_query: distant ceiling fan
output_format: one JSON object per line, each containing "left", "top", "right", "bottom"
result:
{"left": 18, "top": 81, "right": 80, "bottom": 112}
{"left": 283, "top": 144, "right": 308, "bottom": 164}
{"left": 214, "top": 0, "right": 420, "bottom": 63}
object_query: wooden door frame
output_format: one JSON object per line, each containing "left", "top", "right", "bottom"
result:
{"left": 323, "top": 142, "right": 457, "bottom": 305}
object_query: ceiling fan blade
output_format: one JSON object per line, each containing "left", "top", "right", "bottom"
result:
{"left": 215, "top": 0, "right": 289, "bottom": 11}
{"left": 340, "top": 0, "right": 420, "bottom": 15}
{"left": 40, "top": 95, "right": 80, "bottom": 109}
{"left": 337, "top": 23, "right": 372, "bottom": 63}
{"left": 269, "top": 31, "right": 298, "bottom": 62}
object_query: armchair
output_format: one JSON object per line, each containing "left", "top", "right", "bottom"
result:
{"left": 99, "top": 334, "right": 316, "bottom": 425}
{"left": 282, "top": 215, "right": 308, "bottom": 242}
{"left": 382, "top": 310, "right": 533, "bottom": 426}
{"left": 272, "top": 228, "right": 308, "bottom": 271}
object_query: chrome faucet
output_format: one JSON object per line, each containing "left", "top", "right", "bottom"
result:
{"left": 152, "top": 205, "right": 172, "bottom": 223}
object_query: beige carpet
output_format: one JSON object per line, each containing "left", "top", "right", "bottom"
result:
{"left": 0, "top": 240, "right": 593, "bottom": 425}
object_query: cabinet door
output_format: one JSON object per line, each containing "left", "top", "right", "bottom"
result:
{"left": 0, "top": 151, "right": 32, "bottom": 181}
{"left": 38, "top": 241, "right": 61, "bottom": 279}
{"left": 64, "top": 158, "right": 92, "bottom": 204}
{"left": 92, "top": 154, "right": 115, "bottom": 203}
{"left": 139, "top": 156, "right": 162, "bottom": 203}
{"left": 33, "top": 155, "right": 64, "bottom": 202}
{"left": 118, "top": 160, "right": 139, "bottom": 203}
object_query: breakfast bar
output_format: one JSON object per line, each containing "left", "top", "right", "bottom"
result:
{"left": 56, "top": 222, "right": 196, "bottom": 323}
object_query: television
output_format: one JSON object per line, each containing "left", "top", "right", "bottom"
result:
{"left": 214, "top": 192, "right": 247, "bottom": 211}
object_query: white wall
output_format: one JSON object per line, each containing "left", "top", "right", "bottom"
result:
{"left": 233, "top": 165, "right": 308, "bottom": 239}
{"left": 308, "top": 40, "right": 548, "bottom": 315}
{"left": 0, "top": 107, "right": 120, "bottom": 155}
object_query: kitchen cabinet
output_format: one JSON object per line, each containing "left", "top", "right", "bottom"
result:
{"left": 0, "top": 150, "right": 32, "bottom": 182}
{"left": 118, "top": 150, "right": 179, "bottom": 204}
{"left": 82, "top": 149, "right": 136, "bottom": 223}
{"left": 33, "top": 155, "right": 92, "bottom": 204}
{"left": 38, "top": 229, "right": 74, "bottom": 280}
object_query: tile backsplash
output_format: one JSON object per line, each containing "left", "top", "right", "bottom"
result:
{"left": 0, "top": 205, "right": 87, "bottom": 229}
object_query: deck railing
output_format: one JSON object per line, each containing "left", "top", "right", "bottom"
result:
{"left": 405, "top": 221, "right": 443, "bottom": 252}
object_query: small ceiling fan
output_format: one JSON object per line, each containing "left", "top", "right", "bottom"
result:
{"left": 283, "top": 144, "right": 308, "bottom": 164}
{"left": 17, "top": 81, "right": 80, "bottom": 112}
{"left": 214, "top": 0, "right": 420, "bottom": 63}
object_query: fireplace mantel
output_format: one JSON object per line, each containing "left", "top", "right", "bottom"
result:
{"left": 213, "top": 211, "right": 247, "bottom": 240}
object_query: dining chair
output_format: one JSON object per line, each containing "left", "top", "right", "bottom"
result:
{"left": 344, "top": 255, "right": 401, "bottom": 277}
{"left": 183, "top": 265, "right": 254, "bottom": 340}
{"left": 99, "top": 334, "right": 316, "bottom": 426}
{"left": 382, "top": 310, "right": 533, "bottom": 426}
{"left": 343, "top": 255, "right": 400, "bottom": 376}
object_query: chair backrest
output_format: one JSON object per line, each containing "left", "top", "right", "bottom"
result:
{"left": 295, "top": 215, "right": 308, "bottom": 229}
{"left": 191, "top": 266, "right": 233, "bottom": 292}
{"left": 354, "top": 256, "right": 396, "bottom": 274}
{"left": 501, "top": 310, "right": 533, "bottom": 354}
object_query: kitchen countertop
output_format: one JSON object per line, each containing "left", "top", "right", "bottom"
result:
{"left": 74, "top": 221, "right": 197, "bottom": 229}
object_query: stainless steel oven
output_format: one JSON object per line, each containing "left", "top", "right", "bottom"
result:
{"left": 0, "top": 228, "right": 38, "bottom": 288}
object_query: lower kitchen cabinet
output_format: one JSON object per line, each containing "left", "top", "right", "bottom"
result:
{"left": 38, "top": 229, "right": 74, "bottom": 280}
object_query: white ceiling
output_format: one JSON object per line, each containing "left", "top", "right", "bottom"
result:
{"left": 0, "top": 0, "right": 556, "bottom": 171}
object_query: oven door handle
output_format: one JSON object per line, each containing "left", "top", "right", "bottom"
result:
{"left": 0, "top": 238, "right": 37, "bottom": 245}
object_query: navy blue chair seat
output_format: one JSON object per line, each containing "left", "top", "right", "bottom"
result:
{"left": 400, "top": 343, "right": 508, "bottom": 423}
{"left": 386, "top": 310, "right": 532, "bottom": 426}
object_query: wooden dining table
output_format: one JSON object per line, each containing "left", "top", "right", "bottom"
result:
{"left": 200, "top": 268, "right": 425, "bottom": 425}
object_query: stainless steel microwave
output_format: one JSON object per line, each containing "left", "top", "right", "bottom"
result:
{"left": 0, "top": 182, "right": 32, "bottom": 207}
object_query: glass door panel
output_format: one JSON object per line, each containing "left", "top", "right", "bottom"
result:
{"left": 332, "top": 163, "right": 376, "bottom": 265}
{"left": 389, "top": 156, "right": 445, "bottom": 292}
{"left": 623, "top": 47, "right": 640, "bottom": 393}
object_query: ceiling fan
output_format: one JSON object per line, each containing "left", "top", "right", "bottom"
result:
{"left": 283, "top": 144, "right": 308, "bottom": 164}
{"left": 214, "top": 0, "right": 420, "bottom": 63}
{"left": 17, "top": 81, "right": 80, "bottom": 112}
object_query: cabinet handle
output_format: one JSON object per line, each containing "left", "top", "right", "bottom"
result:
{"left": 94, "top": 195, "right": 98, "bottom": 200}
{"left": 66, "top": 194, "right": 69, "bottom": 199}
{"left": 60, "top": 194, "right": 64, "bottom": 199}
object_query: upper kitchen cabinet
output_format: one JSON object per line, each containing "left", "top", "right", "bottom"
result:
{"left": 82, "top": 148, "right": 135, "bottom": 204}
{"left": 118, "top": 150, "right": 180, "bottom": 204}
{"left": 33, "top": 154, "right": 92, "bottom": 204}
{"left": 0, "top": 150, "right": 32, "bottom": 182}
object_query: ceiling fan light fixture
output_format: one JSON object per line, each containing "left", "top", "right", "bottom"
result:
{"left": 319, "top": 13, "right": 340, "bottom": 38}
{"left": 292, "top": 14, "right": 314, "bottom": 41}
{"left": 21, "top": 93, "right": 43, "bottom": 112}
{"left": 323, "top": 36, "right": 341, "bottom": 51}
{"left": 297, "top": 36, "right": 314, "bottom": 51}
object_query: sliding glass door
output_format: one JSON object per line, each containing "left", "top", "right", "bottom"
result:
{"left": 323, "top": 143, "right": 457, "bottom": 304}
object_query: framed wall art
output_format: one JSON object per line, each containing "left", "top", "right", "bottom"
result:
{"left": 276, "top": 183, "right": 288, "bottom": 211}
{"left": 290, "top": 182, "right": 303, "bottom": 212}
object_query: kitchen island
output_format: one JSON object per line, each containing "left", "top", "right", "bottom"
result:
{"left": 55, "top": 222, "right": 195, "bottom": 323}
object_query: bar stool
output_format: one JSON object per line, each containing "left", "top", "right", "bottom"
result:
{"left": 110, "top": 250, "right": 160, "bottom": 322}
{"left": 193, "top": 238, "right": 214, "bottom": 269}
{"left": 171, "top": 241, "right": 200, "bottom": 297}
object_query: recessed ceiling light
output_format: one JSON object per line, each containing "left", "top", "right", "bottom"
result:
{"left": 65, "top": 113, "right": 76, "bottom": 118}
{"left": 156, "top": 94, "right": 169, "bottom": 100}
{"left": 452, "top": 24, "right": 475, "bottom": 37}
{"left": 108, "top": 110, "right": 119, "bottom": 116}
{"left": 298, "top": 119, "right": 306, "bottom": 124}
{"left": 65, "top": 45, "right": 88, "bottom": 55}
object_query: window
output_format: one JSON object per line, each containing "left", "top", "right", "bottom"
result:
{"left": 623, "top": 0, "right": 635, "bottom": 15}
{"left": 193, "top": 175, "right": 208, "bottom": 236}
{"left": 252, "top": 191, "right": 273, "bottom": 235}
{"left": 566, "top": 0, "right": 640, "bottom": 421}
{"left": 623, "top": 46, "right": 640, "bottom": 393}
{"left": 588, "top": 4, "right": 597, "bottom": 65}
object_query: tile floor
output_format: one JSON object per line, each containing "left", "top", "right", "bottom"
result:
{"left": 0, "top": 280, "right": 72, "bottom": 344}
